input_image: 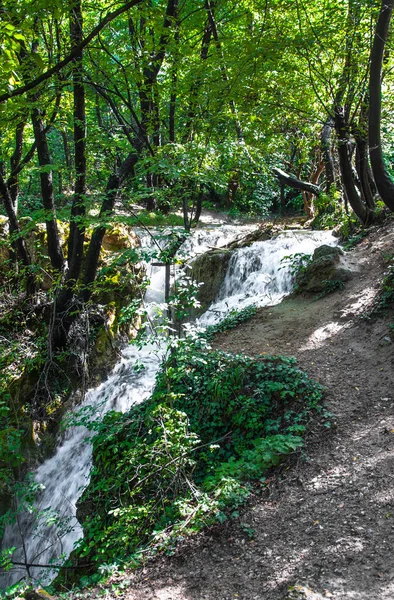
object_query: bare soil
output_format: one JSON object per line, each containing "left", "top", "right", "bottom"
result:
{"left": 61, "top": 221, "right": 394, "bottom": 600}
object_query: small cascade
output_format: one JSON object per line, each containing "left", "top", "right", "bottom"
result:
{"left": 1, "top": 226, "right": 335, "bottom": 588}
{"left": 199, "top": 230, "right": 336, "bottom": 325}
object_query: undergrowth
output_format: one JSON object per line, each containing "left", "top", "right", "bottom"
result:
{"left": 66, "top": 310, "right": 326, "bottom": 584}
{"left": 370, "top": 254, "right": 394, "bottom": 317}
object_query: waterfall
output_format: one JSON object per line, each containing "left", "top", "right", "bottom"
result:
{"left": 199, "top": 229, "right": 336, "bottom": 325}
{"left": 0, "top": 226, "right": 335, "bottom": 588}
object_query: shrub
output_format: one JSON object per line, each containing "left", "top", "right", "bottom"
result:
{"left": 73, "top": 320, "right": 325, "bottom": 569}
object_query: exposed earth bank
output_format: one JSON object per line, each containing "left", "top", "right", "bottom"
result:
{"left": 61, "top": 220, "right": 394, "bottom": 600}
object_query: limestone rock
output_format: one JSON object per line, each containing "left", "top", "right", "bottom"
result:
{"left": 226, "top": 224, "right": 273, "bottom": 249}
{"left": 191, "top": 248, "right": 233, "bottom": 314}
{"left": 102, "top": 224, "right": 140, "bottom": 252}
{"left": 296, "top": 244, "right": 353, "bottom": 293}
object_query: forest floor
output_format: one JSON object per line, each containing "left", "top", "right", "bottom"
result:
{"left": 61, "top": 219, "right": 394, "bottom": 600}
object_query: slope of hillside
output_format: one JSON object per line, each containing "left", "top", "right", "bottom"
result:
{"left": 58, "top": 220, "right": 394, "bottom": 600}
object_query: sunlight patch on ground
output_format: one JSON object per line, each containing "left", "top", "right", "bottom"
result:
{"left": 300, "top": 284, "right": 377, "bottom": 350}
{"left": 300, "top": 321, "right": 348, "bottom": 350}
{"left": 325, "top": 536, "right": 364, "bottom": 555}
{"left": 304, "top": 466, "right": 352, "bottom": 493}
{"left": 338, "top": 286, "right": 377, "bottom": 317}
{"left": 154, "top": 584, "right": 186, "bottom": 599}
{"left": 370, "top": 487, "right": 394, "bottom": 506}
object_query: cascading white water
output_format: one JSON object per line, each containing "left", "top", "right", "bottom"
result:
{"left": 199, "top": 229, "right": 337, "bottom": 325}
{"left": 1, "top": 226, "right": 336, "bottom": 588}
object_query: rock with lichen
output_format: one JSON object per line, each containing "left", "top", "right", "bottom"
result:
{"left": 296, "top": 244, "right": 354, "bottom": 293}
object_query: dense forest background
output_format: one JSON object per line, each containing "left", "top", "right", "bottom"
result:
{"left": 1, "top": 0, "right": 394, "bottom": 593}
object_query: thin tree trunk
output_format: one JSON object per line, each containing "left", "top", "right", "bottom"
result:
{"left": 61, "top": 128, "right": 71, "bottom": 170}
{"left": 321, "top": 117, "right": 335, "bottom": 192}
{"left": 0, "top": 172, "right": 35, "bottom": 293}
{"left": 272, "top": 167, "right": 321, "bottom": 197}
{"left": 8, "top": 123, "right": 25, "bottom": 215}
{"left": 169, "top": 73, "right": 177, "bottom": 143}
{"left": 369, "top": 0, "right": 394, "bottom": 211}
{"left": 81, "top": 145, "right": 143, "bottom": 302}
{"left": 31, "top": 108, "right": 64, "bottom": 271}
{"left": 55, "top": 0, "right": 87, "bottom": 315}
{"left": 204, "top": 0, "right": 244, "bottom": 141}
{"left": 67, "top": 0, "right": 86, "bottom": 282}
{"left": 335, "top": 107, "right": 371, "bottom": 225}
{"left": 355, "top": 137, "right": 375, "bottom": 211}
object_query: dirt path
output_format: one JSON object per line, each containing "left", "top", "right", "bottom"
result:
{"left": 63, "top": 222, "right": 394, "bottom": 600}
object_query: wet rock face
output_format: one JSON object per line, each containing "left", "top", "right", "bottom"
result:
{"left": 296, "top": 244, "right": 354, "bottom": 293}
{"left": 191, "top": 249, "right": 233, "bottom": 314}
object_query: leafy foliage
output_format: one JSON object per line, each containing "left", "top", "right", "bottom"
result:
{"left": 370, "top": 255, "right": 394, "bottom": 316}
{"left": 73, "top": 318, "right": 324, "bottom": 570}
{"left": 280, "top": 252, "right": 313, "bottom": 281}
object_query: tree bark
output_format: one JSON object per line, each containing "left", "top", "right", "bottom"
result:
{"left": 369, "top": 0, "right": 394, "bottom": 211}
{"left": 321, "top": 117, "right": 335, "bottom": 192}
{"left": 67, "top": 0, "right": 86, "bottom": 285}
{"left": 334, "top": 107, "right": 372, "bottom": 225}
{"left": 272, "top": 167, "right": 321, "bottom": 197}
{"left": 55, "top": 0, "right": 87, "bottom": 315}
{"left": 31, "top": 108, "right": 64, "bottom": 271}
{"left": 81, "top": 143, "right": 143, "bottom": 302}
{"left": 355, "top": 136, "right": 375, "bottom": 211}
{"left": 8, "top": 123, "right": 25, "bottom": 214}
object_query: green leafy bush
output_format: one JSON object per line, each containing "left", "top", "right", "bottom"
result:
{"left": 73, "top": 322, "right": 324, "bottom": 570}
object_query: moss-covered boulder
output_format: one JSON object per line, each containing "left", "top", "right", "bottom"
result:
{"left": 296, "top": 244, "right": 353, "bottom": 293}
{"left": 191, "top": 248, "right": 233, "bottom": 314}
{"left": 102, "top": 224, "right": 140, "bottom": 252}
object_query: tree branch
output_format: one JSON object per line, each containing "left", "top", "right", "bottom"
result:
{"left": 0, "top": 0, "right": 142, "bottom": 104}
{"left": 272, "top": 167, "right": 321, "bottom": 196}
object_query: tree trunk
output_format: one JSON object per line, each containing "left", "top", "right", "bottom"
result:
{"left": 355, "top": 136, "right": 375, "bottom": 211}
{"left": 8, "top": 123, "right": 25, "bottom": 215}
{"left": 334, "top": 107, "right": 371, "bottom": 225}
{"left": 67, "top": 0, "right": 86, "bottom": 282}
{"left": 0, "top": 172, "right": 35, "bottom": 293}
{"left": 321, "top": 117, "right": 335, "bottom": 192}
{"left": 81, "top": 145, "right": 143, "bottom": 302}
{"left": 55, "top": 0, "right": 87, "bottom": 315}
{"left": 31, "top": 108, "right": 64, "bottom": 271}
{"left": 61, "top": 128, "right": 71, "bottom": 170}
{"left": 272, "top": 167, "right": 321, "bottom": 197}
{"left": 303, "top": 160, "right": 325, "bottom": 218}
{"left": 369, "top": 0, "right": 394, "bottom": 211}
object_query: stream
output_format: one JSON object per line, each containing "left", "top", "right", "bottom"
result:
{"left": 1, "top": 225, "right": 336, "bottom": 588}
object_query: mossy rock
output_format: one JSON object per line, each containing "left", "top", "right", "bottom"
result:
{"left": 296, "top": 244, "right": 353, "bottom": 293}
{"left": 102, "top": 224, "right": 140, "bottom": 252}
{"left": 191, "top": 248, "right": 233, "bottom": 314}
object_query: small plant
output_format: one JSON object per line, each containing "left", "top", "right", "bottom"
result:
{"left": 279, "top": 253, "right": 312, "bottom": 280}
{"left": 372, "top": 262, "right": 394, "bottom": 315}
{"left": 205, "top": 305, "right": 257, "bottom": 338}
{"left": 315, "top": 279, "right": 345, "bottom": 299}
{"left": 342, "top": 230, "right": 368, "bottom": 250}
